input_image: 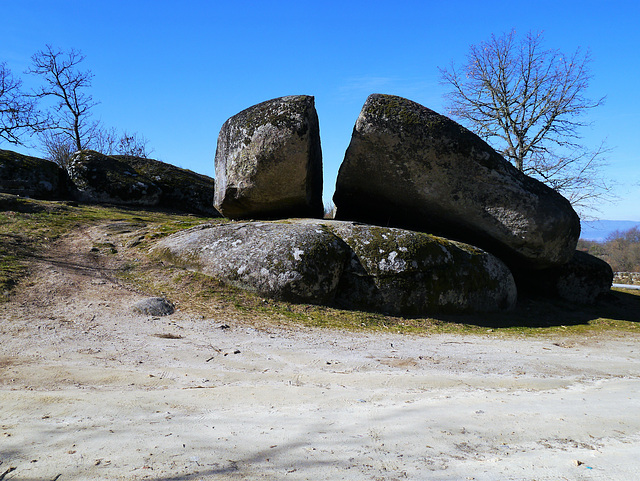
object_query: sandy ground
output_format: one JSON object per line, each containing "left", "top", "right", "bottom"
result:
{"left": 1, "top": 226, "right": 640, "bottom": 480}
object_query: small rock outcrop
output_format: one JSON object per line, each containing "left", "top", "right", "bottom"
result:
{"left": 67, "top": 151, "right": 218, "bottom": 215}
{"left": 0, "top": 149, "right": 70, "bottom": 200}
{"left": 333, "top": 94, "right": 581, "bottom": 270}
{"left": 513, "top": 251, "right": 613, "bottom": 304}
{"left": 152, "top": 219, "right": 517, "bottom": 315}
{"left": 67, "top": 150, "right": 162, "bottom": 206}
{"left": 214, "top": 95, "right": 324, "bottom": 220}
{"left": 112, "top": 155, "right": 218, "bottom": 216}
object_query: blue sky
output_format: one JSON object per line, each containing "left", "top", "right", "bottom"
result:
{"left": 2, "top": 0, "right": 638, "bottom": 221}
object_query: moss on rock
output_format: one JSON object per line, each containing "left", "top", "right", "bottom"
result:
{"left": 334, "top": 94, "right": 580, "bottom": 270}
{"left": 66, "top": 150, "right": 218, "bottom": 215}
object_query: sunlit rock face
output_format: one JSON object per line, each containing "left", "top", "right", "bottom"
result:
{"left": 214, "top": 95, "right": 324, "bottom": 220}
{"left": 334, "top": 94, "right": 581, "bottom": 270}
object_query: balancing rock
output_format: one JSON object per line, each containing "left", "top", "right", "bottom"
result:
{"left": 334, "top": 94, "right": 581, "bottom": 269}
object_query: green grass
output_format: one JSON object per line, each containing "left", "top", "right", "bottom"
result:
{"left": 2, "top": 194, "right": 639, "bottom": 337}
{"left": 0, "top": 194, "right": 215, "bottom": 300}
{"left": 114, "top": 258, "right": 640, "bottom": 337}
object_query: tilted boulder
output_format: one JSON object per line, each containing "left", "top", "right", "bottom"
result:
{"left": 67, "top": 150, "right": 162, "bottom": 206}
{"left": 512, "top": 251, "right": 613, "bottom": 304}
{"left": 0, "top": 149, "right": 71, "bottom": 200}
{"left": 333, "top": 94, "right": 581, "bottom": 270}
{"left": 214, "top": 95, "right": 324, "bottom": 219}
{"left": 152, "top": 219, "right": 517, "bottom": 315}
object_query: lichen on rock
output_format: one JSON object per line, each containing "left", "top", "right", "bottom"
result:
{"left": 333, "top": 94, "right": 581, "bottom": 270}
{"left": 214, "top": 95, "right": 324, "bottom": 220}
{"left": 153, "top": 219, "right": 517, "bottom": 315}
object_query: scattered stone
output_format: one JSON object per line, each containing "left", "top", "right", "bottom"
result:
{"left": 333, "top": 94, "right": 580, "bottom": 269}
{"left": 132, "top": 297, "right": 175, "bottom": 316}
{"left": 214, "top": 95, "right": 324, "bottom": 220}
{"left": 0, "top": 149, "right": 71, "bottom": 200}
{"left": 614, "top": 272, "right": 640, "bottom": 285}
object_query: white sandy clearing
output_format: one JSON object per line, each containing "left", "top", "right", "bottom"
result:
{"left": 1, "top": 226, "right": 639, "bottom": 480}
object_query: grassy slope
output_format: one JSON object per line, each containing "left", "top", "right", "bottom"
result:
{"left": 1, "top": 194, "right": 639, "bottom": 337}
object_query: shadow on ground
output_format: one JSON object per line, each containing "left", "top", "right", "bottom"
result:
{"left": 437, "top": 288, "right": 640, "bottom": 328}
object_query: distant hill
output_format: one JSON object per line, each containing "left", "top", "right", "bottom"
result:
{"left": 580, "top": 220, "right": 640, "bottom": 242}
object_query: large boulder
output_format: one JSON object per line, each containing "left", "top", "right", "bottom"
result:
{"left": 333, "top": 94, "right": 581, "bottom": 270}
{"left": 112, "top": 155, "right": 218, "bottom": 216}
{"left": 0, "top": 149, "right": 70, "bottom": 200}
{"left": 513, "top": 251, "right": 613, "bottom": 304}
{"left": 152, "top": 219, "right": 517, "bottom": 315}
{"left": 214, "top": 95, "right": 324, "bottom": 220}
{"left": 67, "top": 150, "right": 162, "bottom": 206}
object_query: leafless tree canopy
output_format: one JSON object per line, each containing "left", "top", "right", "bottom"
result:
{"left": 41, "top": 127, "right": 153, "bottom": 168}
{"left": 28, "top": 45, "right": 99, "bottom": 151}
{"left": 0, "top": 62, "right": 43, "bottom": 145}
{"left": 17, "top": 45, "right": 153, "bottom": 166}
{"left": 440, "top": 30, "right": 610, "bottom": 210}
{"left": 92, "top": 128, "right": 152, "bottom": 159}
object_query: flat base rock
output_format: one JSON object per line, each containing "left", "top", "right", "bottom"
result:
{"left": 152, "top": 219, "right": 517, "bottom": 315}
{"left": 153, "top": 221, "right": 349, "bottom": 304}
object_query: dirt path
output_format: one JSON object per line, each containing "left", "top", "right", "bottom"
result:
{"left": 1, "top": 224, "right": 640, "bottom": 480}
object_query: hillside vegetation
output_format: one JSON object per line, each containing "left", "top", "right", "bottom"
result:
{"left": 578, "top": 226, "right": 640, "bottom": 274}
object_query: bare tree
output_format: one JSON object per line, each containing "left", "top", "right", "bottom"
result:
{"left": 38, "top": 129, "right": 75, "bottom": 168}
{"left": 28, "top": 45, "right": 99, "bottom": 151}
{"left": 41, "top": 125, "right": 153, "bottom": 168}
{"left": 439, "top": 30, "right": 610, "bottom": 210}
{"left": 115, "top": 131, "right": 152, "bottom": 158}
{"left": 26, "top": 45, "right": 153, "bottom": 166}
{"left": 91, "top": 126, "right": 120, "bottom": 156}
{"left": 0, "top": 62, "right": 43, "bottom": 145}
